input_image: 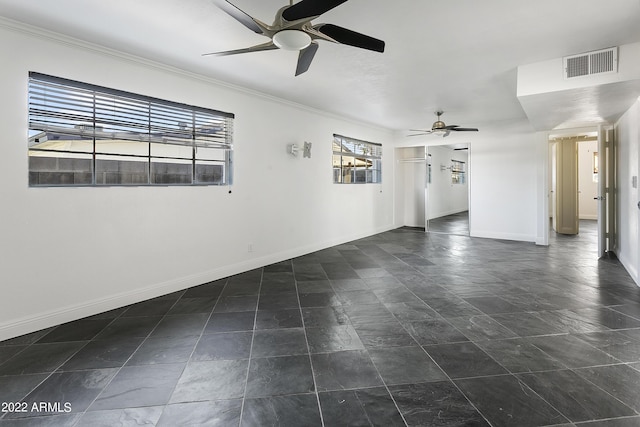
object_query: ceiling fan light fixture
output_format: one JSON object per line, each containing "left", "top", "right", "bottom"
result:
{"left": 273, "top": 30, "right": 312, "bottom": 51}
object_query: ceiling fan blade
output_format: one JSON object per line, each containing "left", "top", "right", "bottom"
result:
{"left": 315, "top": 24, "right": 385, "bottom": 52}
{"left": 216, "top": 0, "right": 264, "bottom": 34}
{"left": 442, "top": 131, "right": 451, "bottom": 138}
{"left": 407, "top": 131, "right": 432, "bottom": 136}
{"left": 202, "top": 41, "right": 278, "bottom": 57}
{"left": 282, "top": 0, "right": 349, "bottom": 22}
{"left": 295, "top": 42, "right": 319, "bottom": 76}
{"left": 451, "top": 127, "right": 479, "bottom": 132}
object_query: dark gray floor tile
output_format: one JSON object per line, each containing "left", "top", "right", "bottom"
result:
{"left": 329, "top": 278, "right": 370, "bottom": 292}
{"left": 220, "top": 281, "right": 260, "bottom": 297}
{"left": 575, "top": 417, "right": 640, "bottom": 426}
{"left": 490, "top": 312, "right": 567, "bottom": 337}
{"left": 5, "top": 369, "right": 117, "bottom": 418}
{"left": 212, "top": 295, "right": 258, "bottom": 313}
{"left": 390, "top": 381, "right": 489, "bottom": 427}
{"left": 58, "top": 337, "right": 144, "bottom": 371}
{"left": 75, "top": 406, "right": 163, "bottom": 427}
{"left": 294, "top": 264, "right": 329, "bottom": 282}
{"left": 0, "top": 346, "right": 27, "bottom": 366}
{"left": 425, "top": 341, "right": 507, "bottom": 379}
{"left": 246, "top": 355, "right": 315, "bottom": 398}
{"left": 321, "top": 262, "right": 360, "bottom": 280}
{"left": 383, "top": 301, "right": 439, "bottom": 323}
{"left": 425, "top": 296, "right": 485, "bottom": 318}
{"left": 369, "top": 346, "right": 447, "bottom": 385}
{"left": 169, "top": 359, "right": 248, "bottom": 403}
{"left": 36, "top": 319, "right": 112, "bottom": 343}
{"left": 0, "top": 342, "right": 85, "bottom": 376}
{"left": 353, "top": 321, "right": 416, "bottom": 348}
{"left": 181, "top": 280, "right": 226, "bottom": 298}
{"left": 125, "top": 335, "right": 198, "bottom": 366}
{"left": 528, "top": 335, "right": 619, "bottom": 368}
{"left": 577, "top": 330, "right": 640, "bottom": 362}
{"left": 257, "top": 292, "right": 299, "bottom": 311}
{"left": 90, "top": 363, "right": 184, "bottom": 410}
{"left": 0, "top": 374, "right": 48, "bottom": 403}
{"left": 204, "top": 311, "right": 255, "bottom": 333}
{"left": 121, "top": 299, "right": 175, "bottom": 317}
{"left": 260, "top": 280, "right": 297, "bottom": 295}
{"left": 157, "top": 400, "right": 241, "bottom": 427}
{"left": 538, "top": 309, "right": 610, "bottom": 334}
{"left": 297, "top": 280, "right": 333, "bottom": 294}
{"left": 373, "top": 287, "right": 422, "bottom": 304}
{"left": 0, "top": 330, "right": 53, "bottom": 347}
{"left": 610, "top": 303, "right": 640, "bottom": 320}
{"left": 463, "top": 296, "right": 523, "bottom": 314}
{"left": 337, "top": 290, "right": 381, "bottom": 306}
{"left": 0, "top": 414, "right": 81, "bottom": 426}
{"left": 455, "top": 374, "right": 569, "bottom": 427}
{"left": 191, "top": 331, "right": 252, "bottom": 361}
{"left": 255, "top": 309, "right": 302, "bottom": 330}
{"left": 343, "top": 303, "right": 396, "bottom": 326}
{"left": 311, "top": 350, "right": 383, "bottom": 391}
{"left": 92, "top": 316, "right": 162, "bottom": 340}
{"left": 299, "top": 291, "right": 341, "bottom": 308}
{"left": 148, "top": 313, "right": 209, "bottom": 338}
{"left": 264, "top": 261, "right": 293, "bottom": 273}
{"left": 448, "top": 315, "right": 519, "bottom": 342}
{"left": 251, "top": 328, "right": 308, "bottom": 357}
{"left": 302, "top": 306, "right": 351, "bottom": 327}
{"left": 575, "top": 364, "right": 640, "bottom": 412}
{"left": 306, "top": 325, "right": 364, "bottom": 353}
{"left": 241, "top": 394, "right": 321, "bottom": 427}
{"left": 475, "top": 338, "right": 567, "bottom": 373}
{"left": 167, "top": 296, "right": 217, "bottom": 314}
{"left": 319, "top": 387, "right": 405, "bottom": 427}
{"left": 518, "top": 369, "right": 636, "bottom": 422}
{"left": 404, "top": 319, "right": 469, "bottom": 345}
{"left": 570, "top": 307, "right": 640, "bottom": 330}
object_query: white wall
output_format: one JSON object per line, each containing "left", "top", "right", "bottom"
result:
{"left": 578, "top": 140, "right": 598, "bottom": 220}
{"left": 426, "top": 146, "right": 469, "bottom": 220}
{"left": 615, "top": 97, "right": 640, "bottom": 285}
{"left": 0, "top": 23, "right": 395, "bottom": 340}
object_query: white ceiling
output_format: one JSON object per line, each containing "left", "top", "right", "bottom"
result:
{"left": 1, "top": 0, "right": 640, "bottom": 132}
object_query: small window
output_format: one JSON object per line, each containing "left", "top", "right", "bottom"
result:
{"left": 451, "top": 160, "right": 465, "bottom": 184}
{"left": 332, "top": 134, "right": 381, "bottom": 184}
{"left": 28, "top": 72, "right": 234, "bottom": 187}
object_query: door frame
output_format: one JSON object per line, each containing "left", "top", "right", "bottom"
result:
{"left": 541, "top": 125, "right": 613, "bottom": 255}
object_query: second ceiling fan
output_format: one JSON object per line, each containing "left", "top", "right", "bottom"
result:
{"left": 409, "top": 111, "right": 479, "bottom": 137}
{"left": 205, "top": 0, "right": 385, "bottom": 76}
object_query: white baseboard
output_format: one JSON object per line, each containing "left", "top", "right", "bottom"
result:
{"left": 0, "top": 225, "right": 396, "bottom": 341}
{"left": 470, "top": 230, "right": 536, "bottom": 243}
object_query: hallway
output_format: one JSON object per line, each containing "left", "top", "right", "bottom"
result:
{"left": 1, "top": 225, "right": 640, "bottom": 426}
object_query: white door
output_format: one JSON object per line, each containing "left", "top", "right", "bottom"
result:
{"left": 597, "top": 127, "right": 607, "bottom": 255}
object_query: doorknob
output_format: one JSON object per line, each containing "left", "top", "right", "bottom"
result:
{"left": 594, "top": 196, "right": 605, "bottom": 200}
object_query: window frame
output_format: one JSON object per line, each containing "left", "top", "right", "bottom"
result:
{"left": 27, "top": 72, "right": 234, "bottom": 187}
{"left": 332, "top": 134, "right": 382, "bottom": 184}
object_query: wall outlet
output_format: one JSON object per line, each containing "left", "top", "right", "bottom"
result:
{"left": 248, "top": 243, "right": 255, "bottom": 253}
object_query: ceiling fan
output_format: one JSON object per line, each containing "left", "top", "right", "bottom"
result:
{"left": 409, "top": 111, "right": 479, "bottom": 137}
{"left": 205, "top": 0, "right": 385, "bottom": 76}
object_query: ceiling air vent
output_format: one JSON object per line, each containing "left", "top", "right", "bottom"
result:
{"left": 563, "top": 47, "right": 618, "bottom": 79}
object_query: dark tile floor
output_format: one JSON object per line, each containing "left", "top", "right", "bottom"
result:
{"left": 2, "top": 221, "right": 640, "bottom": 426}
{"left": 428, "top": 211, "right": 469, "bottom": 235}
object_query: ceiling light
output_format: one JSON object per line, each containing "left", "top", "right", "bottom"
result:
{"left": 273, "top": 30, "right": 312, "bottom": 51}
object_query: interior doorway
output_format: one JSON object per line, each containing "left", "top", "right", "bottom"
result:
{"left": 425, "top": 144, "right": 470, "bottom": 236}
{"left": 548, "top": 127, "right": 613, "bottom": 257}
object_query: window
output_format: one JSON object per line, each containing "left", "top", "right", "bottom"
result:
{"left": 28, "top": 72, "right": 234, "bottom": 187}
{"left": 332, "top": 134, "right": 382, "bottom": 184}
{"left": 451, "top": 160, "right": 466, "bottom": 184}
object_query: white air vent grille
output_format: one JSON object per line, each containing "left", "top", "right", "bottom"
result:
{"left": 564, "top": 47, "right": 618, "bottom": 79}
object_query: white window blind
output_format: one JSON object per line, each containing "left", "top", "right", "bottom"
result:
{"left": 28, "top": 72, "right": 234, "bottom": 186}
